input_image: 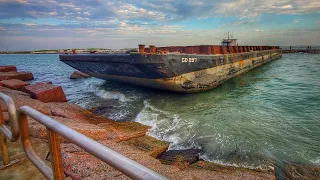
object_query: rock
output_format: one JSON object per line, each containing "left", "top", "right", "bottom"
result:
{"left": 185, "top": 160, "right": 276, "bottom": 180}
{"left": 98, "top": 122, "right": 150, "bottom": 142}
{"left": 61, "top": 150, "right": 127, "bottom": 179}
{"left": 89, "top": 106, "right": 115, "bottom": 115}
{"left": 1, "top": 79, "right": 30, "bottom": 90}
{"left": 23, "top": 83, "right": 67, "bottom": 102}
{"left": 120, "top": 135, "right": 169, "bottom": 158}
{"left": 0, "top": 86, "right": 52, "bottom": 115}
{"left": 27, "top": 116, "right": 110, "bottom": 141}
{"left": 70, "top": 71, "right": 90, "bottom": 79}
{"left": 34, "top": 81, "right": 52, "bottom": 85}
{"left": 0, "top": 65, "right": 17, "bottom": 72}
{"left": 0, "top": 71, "right": 34, "bottom": 81}
{"left": 60, "top": 140, "right": 179, "bottom": 180}
{"left": 158, "top": 149, "right": 201, "bottom": 167}
{"left": 46, "top": 102, "right": 115, "bottom": 124}
{"left": 89, "top": 105, "right": 135, "bottom": 121}
{"left": 284, "top": 163, "right": 320, "bottom": 180}
{"left": 23, "top": 82, "right": 52, "bottom": 94}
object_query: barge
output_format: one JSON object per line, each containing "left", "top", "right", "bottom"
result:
{"left": 59, "top": 42, "right": 282, "bottom": 93}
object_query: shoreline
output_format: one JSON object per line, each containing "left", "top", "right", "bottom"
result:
{"left": 0, "top": 66, "right": 276, "bottom": 179}
{"left": 1, "top": 65, "right": 319, "bottom": 179}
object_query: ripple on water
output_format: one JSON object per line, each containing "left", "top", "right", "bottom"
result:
{"left": 1, "top": 53, "right": 319, "bottom": 172}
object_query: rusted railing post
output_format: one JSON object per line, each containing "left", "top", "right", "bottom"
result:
{"left": 0, "top": 93, "right": 20, "bottom": 169}
{"left": 47, "top": 129, "right": 64, "bottom": 180}
{"left": 0, "top": 135, "right": 10, "bottom": 167}
{"left": 0, "top": 109, "right": 10, "bottom": 167}
{"left": 19, "top": 106, "right": 168, "bottom": 180}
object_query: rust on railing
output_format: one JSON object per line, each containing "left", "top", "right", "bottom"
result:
{"left": 0, "top": 91, "right": 168, "bottom": 179}
{"left": 0, "top": 92, "right": 20, "bottom": 169}
{"left": 18, "top": 106, "right": 168, "bottom": 180}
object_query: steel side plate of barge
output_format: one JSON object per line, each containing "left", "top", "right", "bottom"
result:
{"left": 59, "top": 44, "right": 282, "bottom": 93}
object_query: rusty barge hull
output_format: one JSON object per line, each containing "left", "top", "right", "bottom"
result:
{"left": 60, "top": 47, "right": 282, "bottom": 93}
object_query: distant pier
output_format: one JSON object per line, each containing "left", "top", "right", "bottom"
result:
{"left": 281, "top": 46, "right": 320, "bottom": 54}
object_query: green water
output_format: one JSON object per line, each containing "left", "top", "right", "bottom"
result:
{"left": 132, "top": 54, "right": 320, "bottom": 170}
{"left": 1, "top": 53, "right": 319, "bottom": 176}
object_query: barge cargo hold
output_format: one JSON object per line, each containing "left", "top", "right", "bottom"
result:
{"left": 59, "top": 45, "right": 282, "bottom": 93}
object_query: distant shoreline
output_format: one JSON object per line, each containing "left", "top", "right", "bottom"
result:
{"left": 0, "top": 51, "right": 58, "bottom": 54}
{"left": 0, "top": 48, "right": 138, "bottom": 54}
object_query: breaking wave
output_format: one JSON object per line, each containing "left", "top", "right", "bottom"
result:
{"left": 135, "top": 100, "right": 200, "bottom": 150}
{"left": 135, "top": 100, "right": 274, "bottom": 171}
{"left": 311, "top": 158, "right": 320, "bottom": 165}
{"left": 96, "top": 89, "right": 129, "bottom": 102}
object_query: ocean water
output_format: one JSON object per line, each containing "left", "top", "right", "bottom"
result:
{"left": 1, "top": 54, "right": 319, "bottom": 175}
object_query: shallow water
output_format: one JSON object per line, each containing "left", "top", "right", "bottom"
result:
{"left": 1, "top": 54, "right": 319, "bottom": 173}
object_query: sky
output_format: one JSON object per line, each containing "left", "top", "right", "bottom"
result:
{"left": 0, "top": 0, "right": 320, "bottom": 51}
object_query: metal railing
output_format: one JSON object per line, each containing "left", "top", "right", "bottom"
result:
{"left": 0, "top": 93, "right": 20, "bottom": 169}
{"left": 0, "top": 92, "right": 168, "bottom": 180}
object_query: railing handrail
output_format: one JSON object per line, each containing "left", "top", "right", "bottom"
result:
{"left": 0, "top": 93, "right": 20, "bottom": 142}
{"left": 18, "top": 106, "right": 168, "bottom": 180}
{"left": 0, "top": 91, "right": 168, "bottom": 179}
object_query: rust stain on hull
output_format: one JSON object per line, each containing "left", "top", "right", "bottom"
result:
{"left": 89, "top": 51, "right": 282, "bottom": 93}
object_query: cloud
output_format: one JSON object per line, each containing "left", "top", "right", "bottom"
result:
{"left": 255, "top": 29, "right": 265, "bottom": 32}
{"left": 114, "top": 3, "right": 166, "bottom": 20}
{"left": 0, "top": 0, "right": 320, "bottom": 50}
{"left": 83, "top": 11, "right": 91, "bottom": 16}
{"left": 23, "top": 23, "right": 37, "bottom": 26}
{"left": 1, "top": 0, "right": 320, "bottom": 24}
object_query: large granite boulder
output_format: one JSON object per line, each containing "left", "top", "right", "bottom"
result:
{"left": 284, "top": 163, "right": 320, "bottom": 180}
{"left": 0, "top": 87, "right": 52, "bottom": 115}
{"left": 23, "top": 83, "right": 67, "bottom": 102}
{"left": 158, "top": 149, "right": 201, "bottom": 167}
{"left": 27, "top": 116, "right": 110, "bottom": 141}
{"left": 46, "top": 102, "right": 114, "bottom": 124}
{"left": 1, "top": 79, "right": 30, "bottom": 90}
{"left": 185, "top": 160, "right": 276, "bottom": 180}
{"left": 0, "top": 71, "right": 34, "bottom": 81}
{"left": 98, "top": 122, "right": 150, "bottom": 142}
{"left": 120, "top": 135, "right": 169, "bottom": 158}
{"left": 0, "top": 65, "right": 17, "bottom": 72}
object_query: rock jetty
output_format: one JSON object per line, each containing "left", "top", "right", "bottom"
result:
{"left": 0, "top": 65, "right": 277, "bottom": 179}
